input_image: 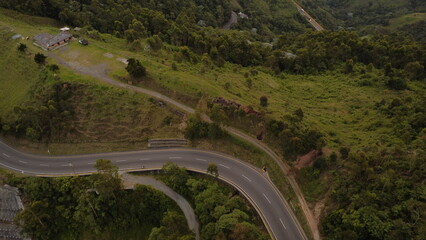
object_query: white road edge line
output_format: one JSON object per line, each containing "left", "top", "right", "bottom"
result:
{"left": 2, "top": 153, "right": 10, "bottom": 158}
{"left": 263, "top": 193, "right": 271, "bottom": 204}
{"left": 219, "top": 164, "right": 230, "bottom": 169}
{"left": 61, "top": 164, "right": 70, "bottom": 166}
{"left": 242, "top": 174, "right": 252, "bottom": 182}
{"left": 87, "top": 162, "right": 95, "bottom": 165}
{"left": 279, "top": 218, "right": 287, "bottom": 229}
{"left": 195, "top": 158, "right": 207, "bottom": 162}
{"left": 169, "top": 157, "right": 182, "bottom": 159}
{"left": 140, "top": 158, "right": 150, "bottom": 160}
{"left": 19, "top": 160, "right": 27, "bottom": 164}
{"left": 40, "top": 164, "right": 49, "bottom": 167}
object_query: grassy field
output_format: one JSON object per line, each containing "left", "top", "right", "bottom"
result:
{"left": 388, "top": 12, "right": 426, "bottom": 29}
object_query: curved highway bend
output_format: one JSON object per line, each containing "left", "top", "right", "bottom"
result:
{"left": 0, "top": 140, "right": 304, "bottom": 240}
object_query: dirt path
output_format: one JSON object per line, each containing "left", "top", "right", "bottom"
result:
{"left": 121, "top": 173, "right": 200, "bottom": 239}
{"left": 49, "top": 52, "right": 320, "bottom": 240}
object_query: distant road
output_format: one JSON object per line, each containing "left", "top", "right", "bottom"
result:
{"left": 290, "top": 0, "right": 324, "bottom": 31}
{"left": 222, "top": 11, "right": 238, "bottom": 29}
{"left": 0, "top": 139, "right": 305, "bottom": 240}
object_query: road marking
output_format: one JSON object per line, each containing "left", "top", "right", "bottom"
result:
{"left": 61, "top": 164, "right": 70, "bottom": 166}
{"left": 140, "top": 158, "right": 150, "bottom": 161}
{"left": 242, "top": 174, "right": 252, "bottom": 182}
{"left": 2, "top": 153, "right": 10, "bottom": 158}
{"left": 19, "top": 160, "right": 27, "bottom": 164}
{"left": 219, "top": 164, "right": 230, "bottom": 169}
{"left": 195, "top": 158, "right": 207, "bottom": 162}
{"left": 40, "top": 164, "right": 49, "bottom": 167}
{"left": 263, "top": 193, "right": 271, "bottom": 204}
{"left": 116, "top": 160, "right": 127, "bottom": 163}
{"left": 169, "top": 157, "right": 182, "bottom": 159}
{"left": 87, "top": 162, "right": 95, "bottom": 165}
{"left": 279, "top": 218, "right": 287, "bottom": 229}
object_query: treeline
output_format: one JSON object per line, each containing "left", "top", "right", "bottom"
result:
{"left": 270, "top": 30, "right": 425, "bottom": 77}
{"left": 0, "top": 0, "right": 232, "bottom": 29}
{"left": 5, "top": 160, "right": 193, "bottom": 239}
{"left": 320, "top": 149, "right": 426, "bottom": 240}
{"left": 159, "top": 162, "right": 269, "bottom": 240}
{"left": 1, "top": 68, "right": 76, "bottom": 142}
{"left": 1, "top": 1, "right": 425, "bottom": 77}
{"left": 299, "top": 0, "right": 426, "bottom": 30}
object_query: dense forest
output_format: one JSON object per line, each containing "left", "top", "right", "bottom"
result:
{"left": 4, "top": 160, "right": 194, "bottom": 239}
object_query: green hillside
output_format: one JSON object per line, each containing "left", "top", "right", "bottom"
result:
{"left": 299, "top": 0, "right": 426, "bottom": 34}
{"left": 0, "top": 2, "right": 425, "bottom": 240}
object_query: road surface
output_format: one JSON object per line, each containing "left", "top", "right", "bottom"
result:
{"left": 0, "top": 139, "right": 304, "bottom": 240}
{"left": 290, "top": 0, "right": 324, "bottom": 31}
{"left": 121, "top": 173, "right": 200, "bottom": 239}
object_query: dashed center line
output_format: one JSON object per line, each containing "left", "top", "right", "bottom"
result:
{"left": 19, "top": 160, "right": 27, "bottom": 164}
{"left": 279, "top": 218, "right": 287, "bottom": 229}
{"left": 242, "top": 174, "right": 252, "bottom": 182}
{"left": 61, "top": 164, "right": 70, "bottom": 167}
{"left": 140, "top": 158, "right": 150, "bottom": 161}
{"left": 263, "top": 193, "right": 271, "bottom": 204}
{"left": 2, "top": 153, "right": 10, "bottom": 158}
{"left": 219, "top": 164, "right": 230, "bottom": 169}
{"left": 87, "top": 162, "right": 95, "bottom": 165}
{"left": 195, "top": 158, "right": 207, "bottom": 162}
{"left": 40, "top": 164, "right": 49, "bottom": 167}
{"left": 116, "top": 160, "right": 127, "bottom": 163}
{"left": 169, "top": 157, "right": 182, "bottom": 159}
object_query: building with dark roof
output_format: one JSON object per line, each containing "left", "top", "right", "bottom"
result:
{"left": 33, "top": 32, "right": 72, "bottom": 50}
{"left": 0, "top": 185, "right": 27, "bottom": 240}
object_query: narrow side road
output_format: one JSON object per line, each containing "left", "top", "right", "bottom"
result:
{"left": 121, "top": 173, "right": 200, "bottom": 240}
{"left": 290, "top": 0, "right": 324, "bottom": 31}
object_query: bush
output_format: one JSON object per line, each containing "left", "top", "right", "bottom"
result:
{"left": 17, "top": 43, "right": 27, "bottom": 52}
{"left": 126, "top": 58, "right": 146, "bottom": 78}
{"left": 34, "top": 53, "right": 46, "bottom": 64}
{"left": 260, "top": 96, "right": 268, "bottom": 107}
{"left": 386, "top": 77, "right": 407, "bottom": 90}
{"left": 184, "top": 117, "right": 226, "bottom": 140}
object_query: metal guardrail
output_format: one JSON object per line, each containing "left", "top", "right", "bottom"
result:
{"left": 148, "top": 139, "right": 188, "bottom": 148}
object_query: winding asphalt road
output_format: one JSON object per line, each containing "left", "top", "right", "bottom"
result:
{"left": 0, "top": 139, "right": 304, "bottom": 240}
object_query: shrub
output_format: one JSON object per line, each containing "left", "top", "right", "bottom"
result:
{"left": 260, "top": 96, "right": 268, "bottom": 107}
{"left": 34, "top": 53, "right": 47, "bottom": 64}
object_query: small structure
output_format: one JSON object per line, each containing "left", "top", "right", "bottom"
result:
{"left": 60, "top": 27, "right": 70, "bottom": 31}
{"left": 238, "top": 12, "right": 249, "bottom": 19}
{"left": 0, "top": 185, "right": 27, "bottom": 240}
{"left": 79, "top": 39, "right": 89, "bottom": 45}
{"left": 10, "top": 34, "right": 22, "bottom": 40}
{"left": 34, "top": 32, "right": 72, "bottom": 50}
